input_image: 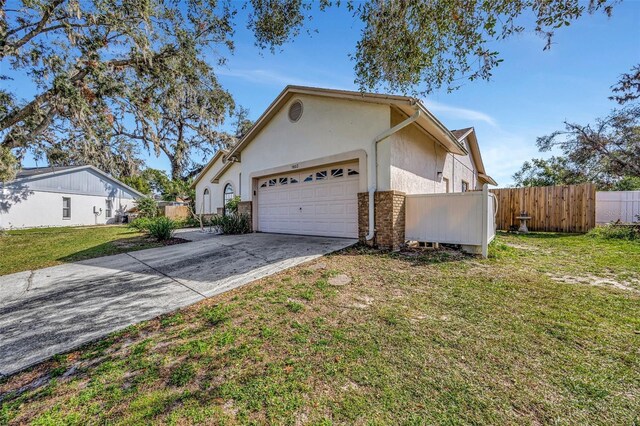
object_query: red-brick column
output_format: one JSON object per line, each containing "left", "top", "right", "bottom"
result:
{"left": 358, "top": 190, "right": 406, "bottom": 250}
{"left": 237, "top": 201, "right": 253, "bottom": 232}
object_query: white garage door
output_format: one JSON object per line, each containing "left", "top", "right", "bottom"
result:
{"left": 257, "top": 162, "right": 360, "bottom": 238}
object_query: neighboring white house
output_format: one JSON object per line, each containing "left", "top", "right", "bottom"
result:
{"left": 192, "top": 86, "right": 496, "bottom": 249}
{"left": 0, "top": 165, "right": 143, "bottom": 229}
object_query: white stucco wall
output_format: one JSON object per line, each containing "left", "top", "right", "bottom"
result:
{"left": 449, "top": 136, "right": 479, "bottom": 191}
{"left": 389, "top": 110, "right": 480, "bottom": 194}
{"left": 196, "top": 94, "right": 390, "bottom": 213}
{"left": 194, "top": 161, "right": 241, "bottom": 215}
{"left": 0, "top": 190, "right": 135, "bottom": 229}
{"left": 194, "top": 94, "right": 487, "bottom": 214}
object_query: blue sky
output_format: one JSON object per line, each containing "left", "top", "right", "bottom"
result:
{"left": 18, "top": 1, "right": 640, "bottom": 186}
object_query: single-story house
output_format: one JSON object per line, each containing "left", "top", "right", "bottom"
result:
{"left": 193, "top": 86, "right": 496, "bottom": 249}
{"left": 0, "top": 165, "right": 143, "bottom": 229}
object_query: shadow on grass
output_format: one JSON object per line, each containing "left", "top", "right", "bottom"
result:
{"left": 332, "top": 243, "right": 470, "bottom": 266}
{"left": 496, "top": 230, "right": 584, "bottom": 239}
{"left": 56, "top": 237, "right": 161, "bottom": 263}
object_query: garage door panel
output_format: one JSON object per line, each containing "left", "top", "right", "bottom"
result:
{"left": 257, "top": 162, "right": 359, "bottom": 238}
{"left": 288, "top": 191, "right": 301, "bottom": 201}
{"left": 327, "top": 203, "right": 347, "bottom": 215}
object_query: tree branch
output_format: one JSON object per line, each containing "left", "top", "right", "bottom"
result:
{"left": 1, "top": 0, "right": 65, "bottom": 57}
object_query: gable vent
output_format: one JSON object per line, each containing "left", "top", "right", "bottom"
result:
{"left": 288, "top": 100, "right": 303, "bottom": 122}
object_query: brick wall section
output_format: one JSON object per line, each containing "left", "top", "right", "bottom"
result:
{"left": 357, "top": 192, "right": 369, "bottom": 241}
{"left": 237, "top": 201, "right": 253, "bottom": 232}
{"left": 358, "top": 191, "right": 406, "bottom": 250}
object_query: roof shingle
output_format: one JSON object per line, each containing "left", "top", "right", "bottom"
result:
{"left": 16, "top": 166, "right": 84, "bottom": 179}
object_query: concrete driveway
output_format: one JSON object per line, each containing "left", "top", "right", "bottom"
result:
{"left": 0, "top": 232, "right": 355, "bottom": 377}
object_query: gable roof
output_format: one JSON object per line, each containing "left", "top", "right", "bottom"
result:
{"left": 11, "top": 165, "right": 146, "bottom": 197}
{"left": 203, "top": 85, "right": 469, "bottom": 184}
{"left": 190, "top": 149, "right": 227, "bottom": 188}
{"left": 229, "top": 86, "right": 467, "bottom": 157}
{"left": 16, "top": 165, "right": 82, "bottom": 179}
{"left": 450, "top": 127, "right": 497, "bottom": 186}
{"left": 450, "top": 127, "right": 474, "bottom": 141}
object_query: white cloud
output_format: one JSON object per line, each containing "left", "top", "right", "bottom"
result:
{"left": 217, "top": 68, "right": 325, "bottom": 88}
{"left": 479, "top": 130, "right": 553, "bottom": 187}
{"left": 422, "top": 99, "right": 498, "bottom": 127}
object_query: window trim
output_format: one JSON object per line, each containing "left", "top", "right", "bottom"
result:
{"left": 62, "top": 197, "right": 71, "bottom": 220}
{"left": 461, "top": 180, "right": 469, "bottom": 193}
{"left": 223, "top": 182, "right": 235, "bottom": 208}
{"left": 105, "top": 199, "right": 113, "bottom": 218}
{"left": 443, "top": 177, "right": 450, "bottom": 193}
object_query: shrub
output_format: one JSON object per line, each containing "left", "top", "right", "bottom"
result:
{"left": 210, "top": 213, "right": 251, "bottom": 234}
{"left": 587, "top": 223, "right": 639, "bottom": 240}
{"left": 225, "top": 195, "right": 241, "bottom": 214}
{"left": 136, "top": 196, "right": 158, "bottom": 218}
{"left": 146, "top": 216, "right": 178, "bottom": 241}
{"left": 128, "top": 217, "right": 153, "bottom": 232}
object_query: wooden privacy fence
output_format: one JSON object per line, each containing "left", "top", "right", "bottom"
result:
{"left": 490, "top": 183, "right": 596, "bottom": 233}
{"left": 160, "top": 205, "right": 190, "bottom": 221}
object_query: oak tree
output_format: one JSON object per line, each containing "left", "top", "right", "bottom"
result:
{"left": 1, "top": 0, "right": 621, "bottom": 181}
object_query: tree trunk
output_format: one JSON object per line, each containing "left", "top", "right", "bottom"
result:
{"left": 170, "top": 122, "right": 188, "bottom": 180}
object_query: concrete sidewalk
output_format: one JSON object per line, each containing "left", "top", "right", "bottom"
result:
{"left": 0, "top": 233, "right": 355, "bottom": 376}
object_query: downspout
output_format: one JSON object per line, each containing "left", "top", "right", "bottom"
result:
{"left": 366, "top": 107, "right": 421, "bottom": 241}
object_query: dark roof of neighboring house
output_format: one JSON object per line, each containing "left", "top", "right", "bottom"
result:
{"left": 16, "top": 165, "right": 84, "bottom": 179}
{"left": 450, "top": 128, "right": 474, "bottom": 140}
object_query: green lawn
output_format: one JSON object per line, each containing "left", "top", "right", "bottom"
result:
{"left": 1, "top": 233, "right": 638, "bottom": 425}
{"left": 0, "top": 226, "right": 162, "bottom": 276}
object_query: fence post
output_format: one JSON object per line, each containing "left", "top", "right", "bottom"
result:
{"left": 481, "top": 184, "right": 489, "bottom": 258}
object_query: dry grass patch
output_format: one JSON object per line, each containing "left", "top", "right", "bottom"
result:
{"left": 1, "top": 232, "right": 639, "bottom": 424}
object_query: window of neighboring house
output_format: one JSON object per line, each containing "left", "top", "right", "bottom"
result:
{"left": 461, "top": 180, "right": 469, "bottom": 193}
{"left": 224, "top": 183, "right": 234, "bottom": 209}
{"left": 105, "top": 200, "right": 113, "bottom": 218}
{"left": 62, "top": 197, "right": 71, "bottom": 219}
{"left": 443, "top": 177, "right": 450, "bottom": 193}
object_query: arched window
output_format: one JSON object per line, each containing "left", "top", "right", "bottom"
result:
{"left": 202, "top": 188, "right": 211, "bottom": 214}
{"left": 224, "top": 183, "right": 234, "bottom": 207}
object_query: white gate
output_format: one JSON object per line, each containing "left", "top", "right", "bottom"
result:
{"left": 596, "top": 191, "right": 640, "bottom": 224}
{"left": 405, "top": 185, "right": 497, "bottom": 258}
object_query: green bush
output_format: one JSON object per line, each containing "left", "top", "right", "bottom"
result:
{"left": 136, "top": 196, "right": 158, "bottom": 218}
{"left": 146, "top": 216, "right": 178, "bottom": 241}
{"left": 225, "top": 195, "right": 241, "bottom": 214}
{"left": 128, "top": 217, "right": 153, "bottom": 232}
{"left": 587, "top": 223, "right": 639, "bottom": 240}
{"left": 210, "top": 213, "right": 251, "bottom": 235}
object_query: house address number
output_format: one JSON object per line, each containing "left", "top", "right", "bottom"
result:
{"left": 291, "top": 163, "right": 299, "bottom": 169}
